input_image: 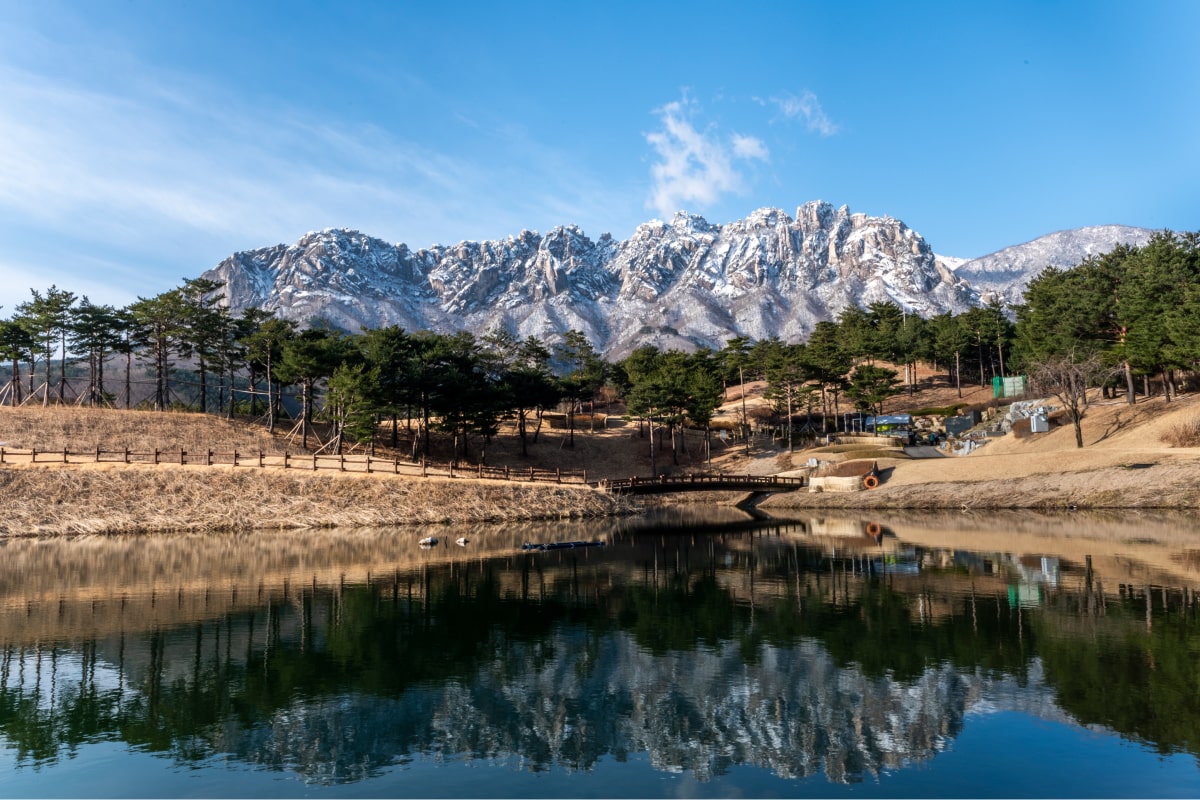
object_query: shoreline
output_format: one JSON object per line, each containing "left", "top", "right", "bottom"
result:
{"left": 5, "top": 453, "right": 1200, "bottom": 537}
{"left": 0, "top": 463, "right": 634, "bottom": 536}
{"left": 762, "top": 460, "right": 1200, "bottom": 511}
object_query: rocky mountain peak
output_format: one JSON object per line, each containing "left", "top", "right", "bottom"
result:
{"left": 201, "top": 204, "right": 1151, "bottom": 358}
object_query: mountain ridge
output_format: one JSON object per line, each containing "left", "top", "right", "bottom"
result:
{"left": 202, "top": 203, "right": 1155, "bottom": 357}
{"left": 951, "top": 224, "right": 1157, "bottom": 306}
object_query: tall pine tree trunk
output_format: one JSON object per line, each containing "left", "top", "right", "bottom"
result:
{"left": 11, "top": 358, "right": 21, "bottom": 405}
{"left": 648, "top": 415, "right": 656, "bottom": 477}
{"left": 58, "top": 329, "right": 67, "bottom": 402}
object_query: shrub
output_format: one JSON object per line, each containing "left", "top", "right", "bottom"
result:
{"left": 908, "top": 403, "right": 968, "bottom": 417}
{"left": 1162, "top": 417, "right": 1200, "bottom": 447}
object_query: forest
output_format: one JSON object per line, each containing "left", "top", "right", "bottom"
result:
{"left": 1, "top": 230, "right": 1196, "bottom": 459}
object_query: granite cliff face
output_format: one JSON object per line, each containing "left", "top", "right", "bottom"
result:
{"left": 201, "top": 203, "right": 1153, "bottom": 357}
{"left": 202, "top": 201, "right": 975, "bottom": 357}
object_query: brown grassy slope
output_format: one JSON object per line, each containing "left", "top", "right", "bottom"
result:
{"left": 0, "top": 466, "right": 629, "bottom": 535}
{"left": 0, "top": 407, "right": 637, "bottom": 535}
{"left": 0, "top": 406, "right": 295, "bottom": 454}
{"left": 766, "top": 390, "right": 1200, "bottom": 510}
{"left": 7, "top": 369, "right": 1200, "bottom": 518}
{"left": 0, "top": 366, "right": 985, "bottom": 480}
{"left": 0, "top": 404, "right": 750, "bottom": 479}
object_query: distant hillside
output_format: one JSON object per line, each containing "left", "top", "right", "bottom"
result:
{"left": 952, "top": 225, "right": 1157, "bottom": 306}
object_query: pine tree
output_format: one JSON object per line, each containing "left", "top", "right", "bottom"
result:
{"left": 929, "top": 312, "right": 970, "bottom": 398}
{"left": 845, "top": 364, "right": 901, "bottom": 419}
{"left": 0, "top": 319, "right": 35, "bottom": 405}
{"left": 278, "top": 326, "right": 348, "bottom": 448}
{"left": 128, "top": 290, "right": 186, "bottom": 411}
{"left": 15, "top": 286, "right": 77, "bottom": 404}
{"left": 802, "top": 321, "right": 851, "bottom": 431}
{"left": 69, "top": 298, "right": 123, "bottom": 406}
{"left": 762, "top": 340, "right": 810, "bottom": 452}
{"left": 177, "top": 278, "right": 227, "bottom": 414}
{"left": 241, "top": 317, "right": 296, "bottom": 430}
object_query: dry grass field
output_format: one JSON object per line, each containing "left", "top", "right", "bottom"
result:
{"left": 0, "top": 466, "right": 627, "bottom": 535}
{"left": 5, "top": 364, "right": 1200, "bottom": 534}
{"left": 0, "top": 406, "right": 294, "bottom": 454}
{"left": 767, "top": 387, "right": 1200, "bottom": 511}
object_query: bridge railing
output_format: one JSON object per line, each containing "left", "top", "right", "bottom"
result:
{"left": 598, "top": 474, "right": 807, "bottom": 493}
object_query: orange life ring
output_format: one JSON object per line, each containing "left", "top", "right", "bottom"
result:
{"left": 863, "top": 475, "right": 880, "bottom": 490}
{"left": 866, "top": 522, "right": 882, "bottom": 537}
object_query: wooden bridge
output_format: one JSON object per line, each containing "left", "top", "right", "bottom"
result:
{"left": 598, "top": 474, "right": 807, "bottom": 495}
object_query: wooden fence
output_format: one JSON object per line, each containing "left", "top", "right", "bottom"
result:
{"left": 0, "top": 446, "right": 590, "bottom": 485}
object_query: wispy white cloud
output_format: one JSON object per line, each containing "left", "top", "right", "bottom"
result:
{"left": 0, "top": 34, "right": 629, "bottom": 307}
{"left": 0, "top": 63, "right": 480, "bottom": 251}
{"left": 764, "top": 91, "right": 839, "bottom": 136}
{"left": 732, "top": 133, "right": 770, "bottom": 161}
{"left": 644, "top": 96, "right": 769, "bottom": 220}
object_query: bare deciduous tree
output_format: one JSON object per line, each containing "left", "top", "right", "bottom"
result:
{"left": 1028, "top": 350, "right": 1120, "bottom": 448}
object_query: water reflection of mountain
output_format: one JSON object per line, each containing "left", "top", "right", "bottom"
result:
{"left": 2, "top": 616, "right": 1057, "bottom": 785}
{"left": 195, "top": 636, "right": 1054, "bottom": 784}
{"left": 2, "top": 513, "right": 1198, "bottom": 784}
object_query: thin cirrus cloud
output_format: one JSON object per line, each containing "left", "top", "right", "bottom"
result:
{"left": 0, "top": 63, "right": 484, "bottom": 250}
{"left": 0, "top": 58, "right": 619, "bottom": 308}
{"left": 764, "top": 91, "right": 839, "bottom": 136}
{"left": 644, "top": 96, "right": 769, "bottom": 221}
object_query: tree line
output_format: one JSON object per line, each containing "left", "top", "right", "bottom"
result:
{"left": 1, "top": 229, "right": 1194, "bottom": 458}
{"left": 0, "top": 279, "right": 614, "bottom": 460}
{"left": 0, "top": 280, "right": 1010, "bottom": 461}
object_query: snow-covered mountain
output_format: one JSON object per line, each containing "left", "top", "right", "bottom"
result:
{"left": 201, "top": 204, "right": 1151, "bottom": 357}
{"left": 952, "top": 225, "right": 1157, "bottom": 306}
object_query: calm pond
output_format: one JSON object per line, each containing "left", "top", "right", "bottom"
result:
{"left": 2, "top": 509, "right": 1199, "bottom": 798}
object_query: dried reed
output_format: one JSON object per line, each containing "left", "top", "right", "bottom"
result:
{"left": 1162, "top": 416, "right": 1200, "bottom": 447}
{"left": 0, "top": 466, "right": 630, "bottom": 536}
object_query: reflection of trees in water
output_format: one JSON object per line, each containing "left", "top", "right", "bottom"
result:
{"left": 2, "top": 551, "right": 1198, "bottom": 783}
{"left": 1036, "top": 588, "right": 1200, "bottom": 759}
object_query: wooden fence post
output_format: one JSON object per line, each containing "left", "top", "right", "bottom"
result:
{"left": 63, "top": 447, "right": 68, "bottom": 464}
{"left": 393, "top": 456, "right": 399, "bottom": 474}
{"left": 31, "top": 447, "right": 36, "bottom": 463}
{"left": 2, "top": 446, "right": 6, "bottom": 464}
{"left": 529, "top": 466, "right": 534, "bottom": 482}
{"left": 339, "top": 454, "right": 345, "bottom": 472}
{"left": 206, "top": 450, "right": 212, "bottom": 466}
{"left": 556, "top": 468, "right": 560, "bottom": 483}
{"left": 232, "top": 451, "right": 238, "bottom": 467}
{"left": 282, "top": 452, "right": 288, "bottom": 469}
{"left": 421, "top": 457, "right": 427, "bottom": 477}
{"left": 179, "top": 450, "right": 185, "bottom": 465}
{"left": 95, "top": 446, "right": 100, "bottom": 463}
{"left": 505, "top": 465, "right": 510, "bottom": 480}
{"left": 313, "top": 454, "right": 318, "bottom": 471}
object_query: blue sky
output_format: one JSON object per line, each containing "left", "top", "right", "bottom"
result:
{"left": 1, "top": 0, "right": 1197, "bottom": 308}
